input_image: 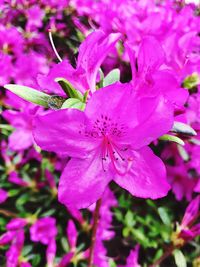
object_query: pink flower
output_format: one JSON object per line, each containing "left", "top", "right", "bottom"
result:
{"left": 2, "top": 104, "right": 40, "bottom": 151}
{"left": 34, "top": 83, "right": 173, "bottom": 209}
{"left": 6, "top": 230, "right": 25, "bottom": 267}
{"left": 6, "top": 218, "right": 28, "bottom": 231}
{"left": 126, "top": 36, "right": 188, "bottom": 109}
{"left": 8, "top": 171, "right": 30, "bottom": 187}
{"left": 118, "top": 245, "right": 140, "bottom": 267}
{"left": 30, "top": 217, "right": 57, "bottom": 245}
{"left": 30, "top": 217, "right": 57, "bottom": 267}
{"left": 37, "top": 30, "right": 121, "bottom": 94}
{"left": 172, "top": 196, "right": 200, "bottom": 245}
{"left": 0, "top": 189, "right": 8, "bottom": 204}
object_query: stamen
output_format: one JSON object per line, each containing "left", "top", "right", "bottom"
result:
{"left": 107, "top": 140, "right": 133, "bottom": 176}
{"left": 48, "top": 30, "right": 62, "bottom": 62}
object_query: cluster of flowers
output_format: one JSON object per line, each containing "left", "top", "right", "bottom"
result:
{"left": 0, "top": 0, "right": 200, "bottom": 266}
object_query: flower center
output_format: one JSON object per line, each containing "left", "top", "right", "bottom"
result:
{"left": 101, "top": 136, "right": 133, "bottom": 176}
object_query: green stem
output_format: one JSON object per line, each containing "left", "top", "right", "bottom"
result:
{"left": 149, "top": 245, "right": 175, "bottom": 267}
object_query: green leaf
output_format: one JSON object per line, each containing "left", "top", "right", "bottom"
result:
{"left": 98, "top": 68, "right": 104, "bottom": 89}
{"left": 22, "top": 245, "right": 33, "bottom": 257}
{"left": 41, "top": 209, "right": 56, "bottom": 217}
{"left": 103, "top": 69, "right": 120, "bottom": 87}
{"left": 55, "top": 77, "right": 83, "bottom": 101}
{"left": 125, "top": 210, "right": 135, "bottom": 227}
{"left": 159, "top": 134, "right": 184, "bottom": 146}
{"left": 15, "top": 193, "right": 29, "bottom": 212}
{"left": 109, "top": 259, "right": 117, "bottom": 267}
{"left": 173, "top": 249, "right": 187, "bottom": 267}
{"left": 83, "top": 90, "right": 90, "bottom": 103}
{"left": 157, "top": 207, "right": 171, "bottom": 226}
{"left": 0, "top": 124, "right": 14, "bottom": 131}
{"left": 61, "top": 237, "right": 69, "bottom": 252}
{"left": 177, "top": 145, "right": 190, "bottom": 161}
{"left": 4, "top": 84, "right": 50, "bottom": 107}
{"left": 8, "top": 189, "right": 20, "bottom": 197}
{"left": 172, "top": 122, "right": 197, "bottom": 136}
{"left": 47, "top": 95, "right": 66, "bottom": 109}
{"left": 61, "top": 98, "right": 85, "bottom": 110}
{"left": 182, "top": 73, "right": 200, "bottom": 89}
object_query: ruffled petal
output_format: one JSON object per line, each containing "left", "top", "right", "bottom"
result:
{"left": 128, "top": 96, "right": 174, "bottom": 149}
{"left": 58, "top": 152, "right": 112, "bottom": 209}
{"left": 114, "top": 147, "right": 170, "bottom": 199}
{"left": 33, "top": 109, "right": 97, "bottom": 157}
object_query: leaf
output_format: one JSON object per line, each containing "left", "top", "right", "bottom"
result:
{"left": 173, "top": 249, "right": 187, "bottom": 267}
{"left": 22, "top": 245, "right": 33, "bottom": 257}
{"left": 125, "top": 210, "right": 135, "bottom": 227}
{"left": 172, "top": 122, "right": 197, "bottom": 136}
{"left": 109, "top": 259, "right": 117, "bottom": 267}
{"left": 61, "top": 237, "right": 69, "bottom": 252}
{"left": 159, "top": 134, "right": 185, "bottom": 146}
{"left": 103, "top": 69, "right": 120, "bottom": 87}
{"left": 55, "top": 77, "right": 83, "bottom": 101}
{"left": 4, "top": 84, "right": 50, "bottom": 107}
{"left": 41, "top": 209, "right": 56, "bottom": 217}
{"left": 0, "top": 124, "right": 14, "bottom": 131}
{"left": 177, "top": 145, "right": 190, "bottom": 161}
{"left": 47, "top": 95, "right": 66, "bottom": 110}
{"left": 158, "top": 207, "right": 171, "bottom": 226}
{"left": 61, "top": 98, "right": 86, "bottom": 110}
{"left": 98, "top": 68, "right": 104, "bottom": 88}
{"left": 182, "top": 73, "right": 200, "bottom": 89}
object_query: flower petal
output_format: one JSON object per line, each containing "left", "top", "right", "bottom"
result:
{"left": 33, "top": 109, "right": 97, "bottom": 157}
{"left": 114, "top": 147, "right": 170, "bottom": 199}
{"left": 9, "top": 129, "right": 33, "bottom": 151}
{"left": 58, "top": 153, "right": 112, "bottom": 209}
{"left": 128, "top": 96, "right": 174, "bottom": 149}
{"left": 181, "top": 195, "right": 200, "bottom": 227}
{"left": 138, "top": 36, "right": 165, "bottom": 72}
{"left": 77, "top": 30, "right": 121, "bottom": 92}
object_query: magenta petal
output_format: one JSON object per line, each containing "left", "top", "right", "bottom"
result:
{"left": 77, "top": 30, "right": 121, "bottom": 92}
{"left": 138, "top": 36, "right": 165, "bottom": 72}
{"left": 6, "top": 218, "right": 28, "bottom": 231}
{"left": 33, "top": 109, "right": 96, "bottom": 157}
{"left": 129, "top": 96, "right": 174, "bottom": 149}
{"left": 0, "top": 189, "right": 8, "bottom": 204}
{"left": 114, "top": 147, "right": 170, "bottom": 199}
{"left": 85, "top": 83, "right": 138, "bottom": 129}
{"left": 181, "top": 195, "right": 200, "bottom": 227}
{"left": 66, "top": 220, "right": 77, "bottom": 249}
{"left": 58, "top": 154, "right": 112, "bottom": 209}
{"left": 190, "top": 223, "right": 200, "bottom": 238}
{"left": 8, "top": 129, "right": 33, "bottom": 151}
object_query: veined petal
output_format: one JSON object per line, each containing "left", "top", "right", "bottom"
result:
{"left": 114, "top": 147, "right": 170, "bottom": 199}
{"left": 9, "top": 129, "right": 33, "bottom": 151}
{"left": 128, "top": 96, "right": 174, "bottom": 149}
{"left": 33, "top": 109, "right": 97, "bottom": 158}
{"left": 181, "top": 195, "right": 200, "bottom": 227}
{"left": 138, "top": 36, "right": 165, "bottom": 73}
{"left": 77, "top": 30, "right": 121, "bottom": 92}
{"left": 58, "top": 152, "right": 112, "bottom": 209}
{"left": 85, "top": 83, "right": 139, "bottom": 130}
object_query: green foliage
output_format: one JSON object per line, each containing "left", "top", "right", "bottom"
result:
{"left": 4, "top": 84, "right": 50, "bottom": 107}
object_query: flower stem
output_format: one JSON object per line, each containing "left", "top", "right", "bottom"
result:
{"left": 0, "top": 209, "right": 17, "bottom": 217}
{"left": 149, "top": 245, "right": 175, "bottom": 267}
{"left": 88, "top": 198, "right": 102, "bottom": 267}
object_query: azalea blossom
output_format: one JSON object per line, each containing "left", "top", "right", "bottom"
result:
{"left": 33, "top": 83, "right": 173, "bottom": 209}
{"left": 172, "top": 195, "right": 200, "bottom": 246}
{"left": 0, "top": 188, "right": 8, "bottom": 204}
{"left": 37, "top": 30, "right": 121, "bottom": 95}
